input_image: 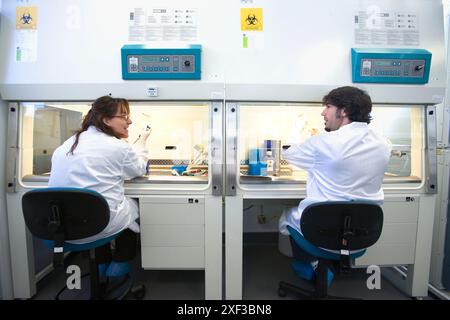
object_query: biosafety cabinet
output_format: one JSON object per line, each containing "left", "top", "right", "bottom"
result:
{"left": 1, "top": 0, "right": 227, "bottom": 299}
{"left": 218, "top": 0, "right": 447, "bottom": 299}
{"left": 5, "top": 100, "right": 224, "bottom": 299}
{"left": 225, "top": 100, "right": 438, "bottom": 299}
{"left": 0, "top": 0, "right": 448, "bottom": 300}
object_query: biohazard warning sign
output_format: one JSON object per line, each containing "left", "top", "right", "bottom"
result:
{"left": 240, "top": 8, "right": 263, "bottom": 31}
{"left": 16, "top": 6, "right": 38, "bottom": 30}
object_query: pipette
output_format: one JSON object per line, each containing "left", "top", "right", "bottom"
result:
{"left": 133, "top": 125, "right": 151, "bottom": 144}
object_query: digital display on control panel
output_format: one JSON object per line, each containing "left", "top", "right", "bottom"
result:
{"left": 374, "top": 60, "right": 392, "bottom": 67}
{"left": 351, "top": 48, "right": 431, "bottom": 84}
{"left": 121, "top": 45, "right": 201, "bottom": 80}
{"left": 141, "top": 56, "right": 158, "bottom": 62}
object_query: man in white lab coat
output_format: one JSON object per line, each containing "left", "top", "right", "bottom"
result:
{"left": 279, "top": 86, "right": 391, "bottom": 282}
{"left": 49, "top": 96, "right": 150, "bottom": 278}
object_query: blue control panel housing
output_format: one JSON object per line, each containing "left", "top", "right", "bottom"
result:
{"left": 351, "top": 48, "right": 432, "bottom": 84}
{"left": 121, "top": 44, "right": 201, "bottom": 80}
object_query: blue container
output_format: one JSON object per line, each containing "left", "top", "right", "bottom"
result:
{"left": 248, "top": 163, "right": 261, "bottom": 176}
{"left": 248, "top": 148, "right": 259, "bottom": 164}
{"left": 172, "top": 165, "right": 187, "bottom": 175}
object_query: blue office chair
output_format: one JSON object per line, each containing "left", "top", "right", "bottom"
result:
{"left": 22, "top": 187, "right": 145, "bottom": 300}
{"left": 278, "top": 201, "right": 383, "bottom": 299}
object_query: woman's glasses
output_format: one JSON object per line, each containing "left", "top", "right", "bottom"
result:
{"left": 111, "top": 114, "right": 131, "bottom": 121}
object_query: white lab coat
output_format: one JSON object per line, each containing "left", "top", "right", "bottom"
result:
{"left": 49, "top": 126, "right": 149, "bottom": 244}
{"left": 279, "top": 122, "right": 391, "bottom": 236}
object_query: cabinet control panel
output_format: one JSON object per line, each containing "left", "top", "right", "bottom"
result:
{"left": 121, "top": 45, "right": 201, "bottom": 80}
{"left": 351, "top": 48, "right": 431, "bottom": 84}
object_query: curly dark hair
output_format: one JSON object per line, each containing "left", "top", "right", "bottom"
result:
{"left": 322, "top": 86, "right": 372, "bottom": 123}
{"left": 67, "top": 96, "right": 130, "bottom": 155}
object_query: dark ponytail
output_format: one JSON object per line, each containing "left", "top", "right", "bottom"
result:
{"left": 67, "top": 96, "right": 130, "bottom": 155}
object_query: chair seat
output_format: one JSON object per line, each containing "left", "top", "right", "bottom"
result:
{"left": 287, "top": 226, "right": 366, "bottom": 261}
{"left": 43, "top": 234, "right": 117, "bottom": 252}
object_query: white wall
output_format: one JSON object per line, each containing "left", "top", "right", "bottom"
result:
{"left": 0, "top": 0, "right": 446, "bottom": 102}
{"left": 0, "top": 0, "right": 227, "bottom": 84}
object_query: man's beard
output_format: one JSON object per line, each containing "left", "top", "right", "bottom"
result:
{"left": 324, "top": 111, "right": 342, "bottom": 132}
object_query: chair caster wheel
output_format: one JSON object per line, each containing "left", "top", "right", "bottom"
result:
{"left": 278, "top": 288, "right": 287, "bottom": 297}
{"left": 127, "top": 285, "right": 146, "bottom": 300}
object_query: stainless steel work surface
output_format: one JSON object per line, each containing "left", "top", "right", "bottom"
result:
{"left": 131, "top": 175, "right": 208, "bottom": 184}
{"left": 239, "top": 174, "right": 421, "bottom": 185}
{"left": 239, "top": 175, "right": 300, "bottom": 184}
{"left": 22, "top": 174, "right": 208, "bottom": 184}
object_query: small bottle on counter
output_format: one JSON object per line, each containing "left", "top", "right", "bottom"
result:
{"left": 266, "top": 150, "right": 274, "bottom": 177}
{"left": 260, "top": 163, "right": 267, "bottom": 176}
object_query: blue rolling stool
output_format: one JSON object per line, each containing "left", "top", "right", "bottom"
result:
{"left": 278, "top": 201, "right": 383, "bottom": 300}
{"left": 22, "top": 187, "right": 146, "bottom": 300}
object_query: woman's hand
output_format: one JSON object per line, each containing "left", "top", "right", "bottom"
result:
{"left": 134, "top": 124, "right": 151, "bottom": 145}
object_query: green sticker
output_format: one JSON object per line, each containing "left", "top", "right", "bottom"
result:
{"left": 16, "top": 47, "right": 22, "bottom": 62}
{"left": 243, "top": 34, "right": 248, "bottom": 48}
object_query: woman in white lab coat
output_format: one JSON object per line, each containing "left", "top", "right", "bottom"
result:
{"left": 49, "top": 95, "right": 150, "bottom": 277}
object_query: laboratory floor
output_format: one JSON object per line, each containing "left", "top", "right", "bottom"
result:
{"left": 32, "top": 238, "right": 435, "bottom": 300}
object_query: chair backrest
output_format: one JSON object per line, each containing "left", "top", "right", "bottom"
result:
{"left": 300, "top": 201, "right": 383, "bottom": 251}
{"left": 22, "top": 187, "right": 110, "bottom": 241}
